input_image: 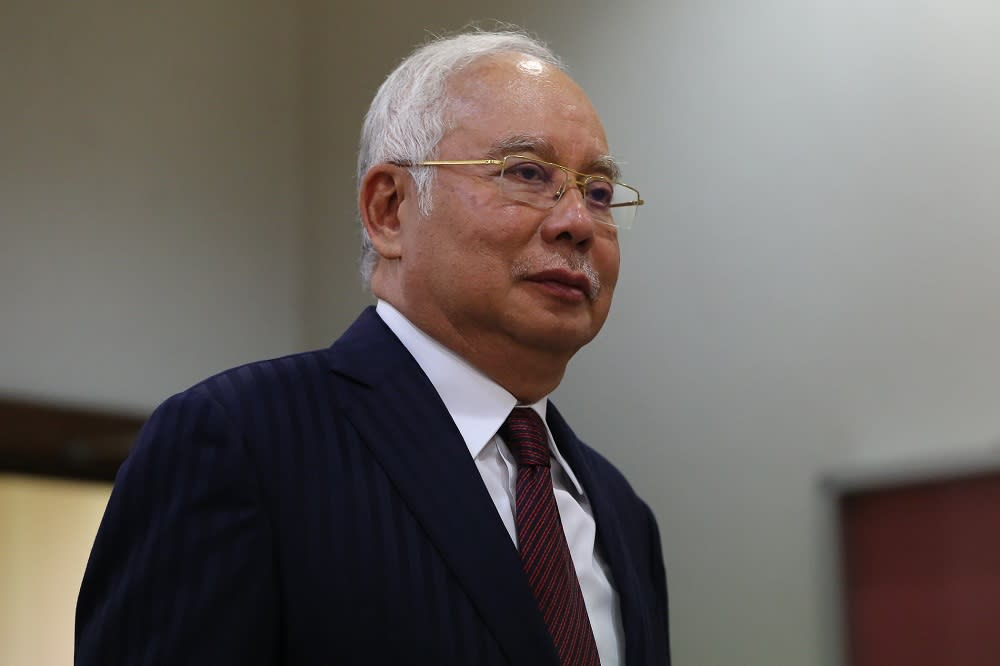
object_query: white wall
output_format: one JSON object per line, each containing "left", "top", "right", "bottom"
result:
{"left": 0, "top": 0, "right": 306, "bottom": 411}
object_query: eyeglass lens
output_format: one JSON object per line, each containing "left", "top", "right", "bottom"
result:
{"left": 498, "top": 156, "right": 638, "bottom": 229}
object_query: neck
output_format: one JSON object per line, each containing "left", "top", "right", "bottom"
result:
{"left": 448, "top": 335, "right": 569, "bottom": 404}
{"left": 410, "top": 309, "right": 572, "bottom": 402}
{"left": 374, "top": 284, "right": 571, "bottom": 403}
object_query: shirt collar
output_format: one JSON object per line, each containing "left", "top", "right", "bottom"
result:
{"left": 375, "top": 299, "right": 584, "bottom": 495}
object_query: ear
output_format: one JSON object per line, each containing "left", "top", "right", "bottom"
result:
{"left": 359, "top": 164, "right": 413, "bottom": 261}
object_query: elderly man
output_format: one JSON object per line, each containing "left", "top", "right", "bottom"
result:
{"left": 76, "top": 29, "right": 670, "bottom": 666}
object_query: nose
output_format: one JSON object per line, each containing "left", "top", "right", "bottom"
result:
{"left": 539, "top": 184, "right": 596, "bottom": 250}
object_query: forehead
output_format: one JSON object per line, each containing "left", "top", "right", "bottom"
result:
{"left": 441, "top": 54, "right": 610, "bottom": 166}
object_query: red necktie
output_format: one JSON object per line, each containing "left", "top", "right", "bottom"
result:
{"left": 501, "top": 407, "right": 601, "bottom": 666}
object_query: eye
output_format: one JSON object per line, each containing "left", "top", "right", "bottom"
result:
{"left": 585, "top": 180, "right": 614, "bottom": 208}
{"left": 504, "top": 160, "right": 551, "bottom": 184}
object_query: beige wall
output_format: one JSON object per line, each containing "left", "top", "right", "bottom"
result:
{"left": 0, "top": 475, "right": 111, "bottom": 665}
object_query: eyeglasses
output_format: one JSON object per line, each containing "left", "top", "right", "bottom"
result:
{"left": 395, "top": 155, "right": 644, "bottom": 230}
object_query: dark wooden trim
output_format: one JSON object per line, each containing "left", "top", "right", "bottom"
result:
{"left": 0, "top": 397, "right": 146, "bottom": 482}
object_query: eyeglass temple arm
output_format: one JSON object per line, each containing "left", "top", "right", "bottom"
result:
{"left": 609, "top": 199, "right": 644, "bottom": 208}
{"left": 395, "top": 159, "right": 504, "bottom": 167}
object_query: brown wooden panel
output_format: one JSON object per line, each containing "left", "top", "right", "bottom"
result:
{"left": 841, "top": 471, "right": 1000, "bottom": 666}
{"left": 0, "top": 397, "right": 145, "bottom": 481}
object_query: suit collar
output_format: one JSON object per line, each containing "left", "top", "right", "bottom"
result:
{"left": 327, "top": 309, "right": 644, "bottom": 663}
{"left": 375, "top": 300, "right": 518, "bottom": 460}
{"left": 326, "top": 308, "right": 561, "bottom": 665}
{"left": 546, "top": 404, "right": 646, "bottom": 665}
{"left": 324, "top": 306, "right": 406, "bottom": 387}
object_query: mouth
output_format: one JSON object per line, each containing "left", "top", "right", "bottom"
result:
{"left": 523, "top": 268, "right": 596, "bottom": 303}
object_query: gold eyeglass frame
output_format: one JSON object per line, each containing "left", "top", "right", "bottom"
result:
{"left": 394, "top": 155, "right": 644, "bottom": 228}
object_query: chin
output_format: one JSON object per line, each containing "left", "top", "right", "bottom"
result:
{"left": 516, "top": 319, "right": 602, "bottom": 355}
{"left": 502, "top": 292, "right": 611, "bottom": 353}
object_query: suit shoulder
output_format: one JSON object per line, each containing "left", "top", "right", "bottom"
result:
{"left": 126, "top": 347, "right": 341, "bottom": 494}
{"left": 177, "top": 347, "right": 333, "bottom": 409}
{"left": 129, "top": 348, "right": 329, "bottom": 436}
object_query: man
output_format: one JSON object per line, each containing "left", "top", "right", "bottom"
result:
{"left": 76, "top": 28, "right": 670, "bottom": 666}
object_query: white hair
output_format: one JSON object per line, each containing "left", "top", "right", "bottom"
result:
{"left": 356, "top": 27, "right": 564, "bottom": 288}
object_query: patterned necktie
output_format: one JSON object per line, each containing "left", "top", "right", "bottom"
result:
{"left": 501, "top": 407, "right": 601, "bottom": 666}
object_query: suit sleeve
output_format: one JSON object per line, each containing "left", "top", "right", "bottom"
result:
{"left": 75, "top": 387, "right": 278, "bottom": 665}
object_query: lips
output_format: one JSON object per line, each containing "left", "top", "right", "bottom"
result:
{"left": 524, "top": 268, "right": 594, "bottom": 302}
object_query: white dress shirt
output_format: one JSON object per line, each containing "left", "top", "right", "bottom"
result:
{"left": 376, "top": 300, "right": 624, "bottom": 666}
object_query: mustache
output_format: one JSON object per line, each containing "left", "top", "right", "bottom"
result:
{"left": 511, "top": 255, "right": 602, "bottom": 301}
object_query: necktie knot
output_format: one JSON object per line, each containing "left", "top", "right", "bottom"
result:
{"left": 500, "top": 408, "right": 551, "bottom": 469}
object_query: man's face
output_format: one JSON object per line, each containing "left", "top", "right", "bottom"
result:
{"left": 396, "top": 54, "right": 621, "bottom": 361}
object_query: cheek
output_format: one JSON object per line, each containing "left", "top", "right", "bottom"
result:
{"left": 459, "top": 213, "right": 538, "bottom": 267}
{"left": 435, "top": 175, "right": 498, "bottom": 213}
{"left": 436, "top": 186, "right": 526, "bottom": 249}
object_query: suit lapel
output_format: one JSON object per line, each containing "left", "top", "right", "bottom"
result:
{"left": 546, "top": 404, "right": 645, "bottom": 665}
{"left": 325, "top": 308, "right": 559, "bottom": 666}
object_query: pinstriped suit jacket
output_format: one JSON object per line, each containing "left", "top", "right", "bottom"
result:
{"left": 76, "top": 307, "right": 670, "bottom": 665}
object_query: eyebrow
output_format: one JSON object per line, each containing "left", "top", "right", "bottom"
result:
{"left": 588, "top": 155, "right": 622, "bottom": 182}
{"left": 487, "top": 134, "right": 623, "bottom": 181}
{"left": 487, "top": 135, "right": 557, "bottom": 160}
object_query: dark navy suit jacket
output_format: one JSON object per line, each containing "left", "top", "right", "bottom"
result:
{"left": 76, "top": 307, "right": 670, "bottom": 665}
